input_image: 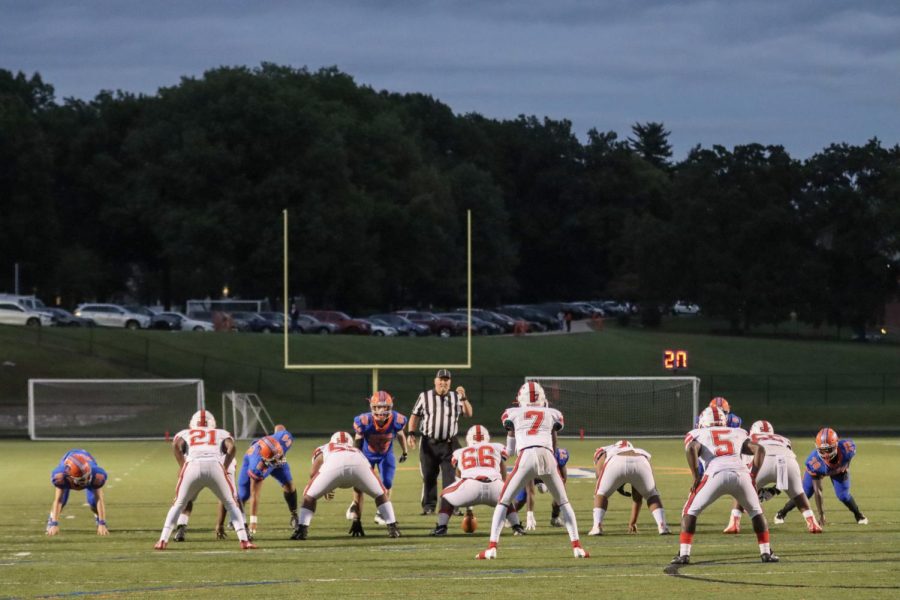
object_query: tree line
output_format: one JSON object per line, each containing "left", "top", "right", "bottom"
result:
{"left": 1, "top": 65, "right": 898, "bottom": 333}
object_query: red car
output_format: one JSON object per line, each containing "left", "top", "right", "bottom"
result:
{"left": 394, "top": 311, "right": 465, "bottom": 338}
{"left": 299, "top": 310, "right": 371, "bottom": 334}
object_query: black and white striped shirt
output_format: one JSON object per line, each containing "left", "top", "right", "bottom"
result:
{"left": 412, "top": 389, "right": 465, "bottom": 441}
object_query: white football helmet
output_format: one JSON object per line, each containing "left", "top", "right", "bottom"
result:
{"left": 614, "top": 439, "right": 634, "bottom": 450}
{"left": 750, "top": 420, "right": 774, "bottom": 435}
{"left": 330, "top": 431, "right": 353, "bottom": 445}
{"left": 697, "top": 406, "right": 725, "bottom": 428}
{"left": 465, "top": 425, "right": 491, "bottom": 446}
{"left": 190, "top": 409, "right": 216, "bottom": 429}
{"left": 516, "top": 382, "right": 548, "bottom": 407}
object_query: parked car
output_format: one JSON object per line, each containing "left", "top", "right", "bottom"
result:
{"left": 300, "top": 310, "right": 371, "bottom": 335}
{"left": 231, "top": 311, "right": 281, "bottom": 333}
{"left": 437, "top": 312, "right": 502, "bottom": 335}
{"left": 75, "top": 304, "right": 151, "bottom": 329}
{"left": 45, "top": 307, "right": 95, "bottom": 327}
{"left": 123, "top": 305, "right": 180, "bottom": 330}
{"left": 157, "top": 311, "right": 214, "bottom": 332}
{"left": 0, "top": 301, "right": 54, "bottom": 327}
{"left": 259, "top": 311, "right": 287, "bottom": 330}
{"left": 359, "top": 319, "right": 398, "bottom": 336}
{"left": 452, "top": 308, "right": 517, "bottom": 333}
{"left": 497, "top": 305, "right": 556, "bottom": 331}
{"left": 368, "top": 314, "right": 429, "bottom": 336}
{"left": 394, "top": 311, "right": 464, "bottom": 337}
{"left": 671, "top": 301, "right": 700, "bottom": 316}
{"left": 290, "top": 314, "right": 336, "bottom": 334}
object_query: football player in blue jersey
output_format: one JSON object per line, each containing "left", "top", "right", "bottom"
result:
{"left": 512, "top": 447, "right": 569, "bottom": 529}
{"left": 237, "top": 425, "right": 297, "bottom": 537}
{"left": 774, "top": 427, "right": 867, "bottom": 525}
{"left": 346, "top": 391, "right": 409, "bottom": 525}
{"left": 47, "top": 449, "right": 109, "bottom": 536}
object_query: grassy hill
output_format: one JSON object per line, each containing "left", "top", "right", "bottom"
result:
{"left": 1, "top": 322, "right": 898, "bottom": 435}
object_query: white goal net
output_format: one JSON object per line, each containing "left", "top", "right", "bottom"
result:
{"left": 221, "top": 391, "right": 276, "bottom": 440}
{"left": 28, "top": 379, "right": 205, "bottom": 440}
{"left": 524, "top": 376, "right": 699, "bottom": 438}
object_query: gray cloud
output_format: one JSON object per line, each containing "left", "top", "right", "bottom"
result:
{"left": 1, "top": 0, "right": 898, "bottom": 158}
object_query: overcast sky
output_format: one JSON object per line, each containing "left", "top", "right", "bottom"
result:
{"left": 3, "top": 0, "right": 899, "bottom": 159}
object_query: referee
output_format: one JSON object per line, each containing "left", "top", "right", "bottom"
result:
{"left": 407, "top": 369, "right": 473, "bottom": 515}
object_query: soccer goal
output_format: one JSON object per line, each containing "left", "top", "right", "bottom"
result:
{"left": 28, "top": 379, "right": 205, "bottom": 440}
{"left": 524, "top": 376, "right": 700, "bottom": 438}
{"left": 221, "top": 391, "right": 276, "bottom": 440}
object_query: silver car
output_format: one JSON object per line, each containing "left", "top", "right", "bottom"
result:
{"left": 74, "top": 303, "right": 151, "bottom": 329}
{"left": 0, "top": 301, "right": 53, "bottom": 327}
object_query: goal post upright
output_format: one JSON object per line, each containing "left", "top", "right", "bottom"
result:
{"left": 282, "top": 209, "right": 473, "bottom": 393}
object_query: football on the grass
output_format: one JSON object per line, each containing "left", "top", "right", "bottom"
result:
{"left": 462, "top": 513, "right": 477, "bottom": 533}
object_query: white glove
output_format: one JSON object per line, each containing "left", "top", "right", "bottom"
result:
{"left": 525, "top": 511, "right": 537, "bottom": 531}
{"left": 536, "top": 482, "right": 548, "bottom": 494}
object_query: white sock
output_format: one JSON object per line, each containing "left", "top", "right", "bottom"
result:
{"left": 223, "top": 502, "right": 248, "bottom": 542}
{"left": 489, "top": 503, "right": 509, "bottom": 542}
{"left": 177, "top": 514, "right": 190, "bottom": 526}
{"left": 731, "top": 509, "right": 742, "bottom": 520}
{"left": 437, "top": 511, "right": 451, "bottom": 526}
{"left": 593, "top": 507, "right": 605, "bottom": 526}
{"left": 680, "top": 543, "right": 692, "bottom": 556}
{"left": 759, "top": 541, "right": 771, "bottom": 554}
{"left": 652, "top": 507, "right": 667, "bottom": 528}
{"left": 159, "top": 503, "right": 182, "bottom": 542}
{"left": 507, "top": 509, "right": 521, "bottom": 526}
{"left": 559, "top": 502, "right": 580, "bottom": 542}
{"left": 377, "top": 501, "right": 396, "bottom": 524}
{"left": 299, "top": 507, "right": 314, "bottom": 526}
{"left": 801, "top": 509, "right": 815, "bottom": 520}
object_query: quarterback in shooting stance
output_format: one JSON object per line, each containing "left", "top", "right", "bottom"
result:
{"left": 237, "top": 425, "right": 298, "bottom": 537}
{"left": 511, "top": 446, "right": 569, "bottom": 531}
{"left": 154, "top": 410, "right": 255, "bottom": 550}
{"left": 47, "top": 449, "right": 109, "bottom": 536}
{"left": 774, "top": 427, "right": 867, "bottom": 526}
{"left": 430, "top": 424, "right": 526, "bottom": 536}
{"left": 476, "top": 382, "right": 588, "bottom": 559}
{"left": 292, "top": 431, "right": 401, "bottom": 539}
{"left": 347, "top": 391, "right": 409, "bottom": 525}
{"left": 588, "top": 440, "right": 670, "bottom": 536}
{"left": 722, "top": 420, "right": 822, "bottom": 534}
{"left": 672, "top": 406, "right": 778, "bottom": 564}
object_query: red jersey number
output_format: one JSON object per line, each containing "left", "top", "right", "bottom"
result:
{"left": 189, "top": 429, "right": 216, "bottom": 446}
{"left": 711, "top": 429, "right": 735, "bottom": 456}
{"left": 460, "top": 446, "right": 497, "bottom": 469}
{"left": 524, "top": 411, "right": 544, "bottom": 436}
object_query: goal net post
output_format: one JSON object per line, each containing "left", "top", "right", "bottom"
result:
{"left": 524, "top": 376, "right": 700, "bottom": 438}
{"left": 28, "top": 379, "right": 205, "bottom": 440}
{"left": 221, "top": 391, "right": 276, "bottom": 440}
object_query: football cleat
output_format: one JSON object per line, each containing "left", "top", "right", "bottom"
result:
{"left": 420, "top": 508, "right": 435, "bottom": 516}
{"left": 173, "top": 524, "right": 187, "bottom": 542}
{"left": 153, "top": 540, "right": 168, "bottom": 550}
{"left": 240, "top": 540, "right": 258, "bottom": 550}
{"left": 476, "top": 547, "right": 497, "bottom": 560}
{"left": 670, "top": 554, "right": 690, "bottom": 565}
{"left": 573, "top": 546, "right": 590, "bottom": 558}
{"left": 587, "top": 524, "right": 603, "bottom": 536}
{"left": 374, "top": 514, "right": 387, "bottom": 526}
{"left": 291, "top": 524, "right": 309, "bottom": 540}
{"left": 761, "top": 552, "right": 779, "bottom": 563}
{"left": 549, "top": 517, "right": 563, "bottom": 528}
{"left": 857, "top": 516, "right": 869, "bottom": 525}
{"left": 429, "top": 524, "right": 448, "bottom": 536}
{"left": 723, "top": 518, "right": 741, "bottom": 534}
{"left": 387, "top": 523, "right": 402, "bottom": 538}
{"left": 659, "top": 526, "right": 672, "bottom": 535}
{"left": 773, "top": 513, "right": 786, "bottom": 525}
{"left": 512, "top": 523, "right": 527, "bottom": 536}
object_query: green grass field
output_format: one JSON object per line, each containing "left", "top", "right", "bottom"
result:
{"left": 4, "top": 437, "right": 899, "bottom": 599}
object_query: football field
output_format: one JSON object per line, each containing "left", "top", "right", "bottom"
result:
{"left": 3, "top": 438, "right": 899, "bottom": 599}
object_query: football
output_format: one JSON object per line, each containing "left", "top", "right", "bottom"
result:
{"left": 461, "top": 512, "right": 477, "bottom": 533}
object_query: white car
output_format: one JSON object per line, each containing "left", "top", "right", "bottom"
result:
{"left": 74, "top": 303, "right": 151, "bottom": 329}
{"left": 672, "top": 301, "right": 701, "bottom": 315}
{"left": 158, "top": 311, "right": 214, "bottom": 332}
{"left": 361, "top": 319, "right": 398, "bottom": 336}
{"left": 0, "top": 301, "right": 54, "bottom": 327}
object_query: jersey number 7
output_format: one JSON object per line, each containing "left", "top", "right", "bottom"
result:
{"left": 524, "top": 411, "right": 544, "bottom": 435}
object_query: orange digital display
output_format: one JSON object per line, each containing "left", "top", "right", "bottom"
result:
{"left": 663, "top": 349, "right": 688, "bottom": 370}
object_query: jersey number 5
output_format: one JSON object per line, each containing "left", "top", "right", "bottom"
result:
{"left": 711, "top": 429, "right": 735, "bottom": 456}
{"left": 461, "top": 446, "right": 496, "bottom": 469}
{"left": 524, "top": 410, "right": 544, "bottom": 435}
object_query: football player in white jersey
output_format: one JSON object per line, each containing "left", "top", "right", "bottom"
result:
{"left": 588, "top": 440, "right": 670, "bottom": 535}
{"left": 722, "top": 420, "right": 822, "bottom": 534}
{"left": 429, "top": 425, "right": 526, "bottom": 536}
{"left": 476, "top": 382, "right": 588, "bottom": 559}
{"left": 154, "top": 410, "right": 255, "bottom": 550}
{"left": 672, "top": 406, "right": 777, "bottom": 564}
{"left": 292, "top": 431, "right": 401, "bottom": 540}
